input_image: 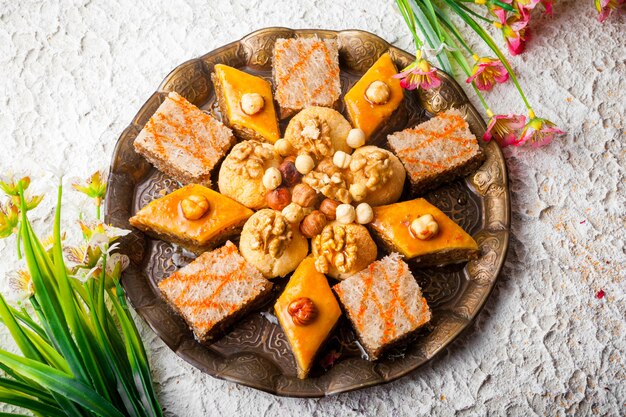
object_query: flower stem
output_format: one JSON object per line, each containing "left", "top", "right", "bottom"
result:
{"left": 396, "top": 0, "right": 424, "bottom": 49}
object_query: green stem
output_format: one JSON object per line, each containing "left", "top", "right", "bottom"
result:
{"left": 396, "top": 0, "right": 424, "bottom": 49}
{"left": 456, "top": 1, "right": 495, "bottom": 23}
{"left": 96, "top": 202, "right": 101, "bottom": 221}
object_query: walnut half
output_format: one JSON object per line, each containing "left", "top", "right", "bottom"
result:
{"left": 312, "top": 223, "right": 357, "bottom": 274}
{"left": 349, "top": 148, "right": 393, "bottom": 195}
{"left": 302, "top": 158, "right": 352, "bottom": 204}
{"left": 228, "top": 140, "right": 277, "bottom": 179}
{"left": 248, "top": 210, "right": 293, "bottom": 258}
{"left": 288, "top": 116, "right": 333, "bottom": 160}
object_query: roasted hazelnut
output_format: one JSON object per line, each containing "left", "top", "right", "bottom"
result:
{"left": 355, "top": 203, "right": 374, "bottom": 224}
{"left": 349, "top": 183, "right": 368, "bottom": 202}
{"left": 240, "top": 93, "right": 265, "bottom": 115}
{"left": 410, "top": 214, "right": 439, "bottom": 240}
{"left": 288, "top": 297, "right": 318, "bottom": 326}
{"left": 332, "top": 151, "right": 352, "bottom": 169}
{"left": 278, "top": 160, "right": 301, "bottom": 187}
{"left": 319, "top": 198, "right": 340, "bottom": 220}
{"left": 282, "top": 202, "right": 305, "bottom": 224}
{"left": 262, "top": 167, "right": 282, "bottom": 190}
{"left": 274, "top": 138, "right": 293, "bottom": 157}
{"left": 336, "top": 204, "right": 356, "bottom": 224}
{"left": 291, "top": 183, "right": 317, "bottom": 207}
{"left": 300, "top": 210, "right": 327, "bottom": 238}
{"left": 284, "top": 155, "right": 297, "bottom": 164}
{"left": 295, "top": 154, "right": 315, "bottom": 175}
{"left": 365, "top": 80, "right": 391, "bottom": 105}
{"left": 346, "top": 128, "right": 366, "bottom": 149}
{"left": 266, "top": 187, "right": 291, "bottom": 211}
{"left": 180, "top": 194, "right": 210, "bottom": 220}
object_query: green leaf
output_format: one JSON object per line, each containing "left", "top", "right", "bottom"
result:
{"left": 0, "top": 388, "right": 65, "bottom": 417}
{"left": 0, "top": 350, "right": 126, "bottom": 417}
{"left": 0, "top": 293, "right": 44, "bottom": 362}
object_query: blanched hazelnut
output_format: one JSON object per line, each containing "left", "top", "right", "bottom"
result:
{"left": 346, "top": 128, "right": 366, "bottom": 149}
{"left": 266, "top": 187, "right": 291, "bottom": 211}
{"left": 336, "top": 204, "right": 356, "bottom": 224}
{"left": 278, "top": 161, "right": 301, "bottom": 187}
{"left": 300, "top": 210, "right": 327, "bottom": 238}
{"left": 410, "top": 214, "right": 439, "bottom": 240}
{"left": 365, "top": 80, "right": 391, "bottom": 105}
{"left": 295, "top": 154, "right": 315, "bottom": 175}
{"left": 291, "top": 183, "right": 317, "bottom": 207}
{"left": 274, "top": 138, "right": 293, "bottom": 157}
{"left": 319, "top": 198, "right": 340, "bottom": 220}
{"left": 333, "top": 151, "right": 352, "bottom": 169}
{"left": 180, "top": 194, "right": 210, "bottom": 220}
{"left": 288, "top": 297, "right": 318, "bottom": 326}
{"left": 240, "top": 93, "right": 265, "bottom": 115}
{"left": 262, "top": 167, "right": 282, "bottom": 190}
{"left": 282, "top": 202, "right": 305, "bottom": 224}
{"left": 355, "top": 203, "right": 374, "bottom": 224}
{"left": 349, "top": 183, "right": 368, "bottom": 202}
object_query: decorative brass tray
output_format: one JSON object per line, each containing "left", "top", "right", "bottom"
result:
{"left": 104, "top": 27, "right": 510, "bottom": 397}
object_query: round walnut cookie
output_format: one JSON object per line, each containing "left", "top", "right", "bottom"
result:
{"left": 284, "top": 107, "right": 352, "bottom": 159}
{"left": 218, "top": 140, "right": 281, "bottom": 209}
{"left": 302, "top": 157, "right": 352, "bottom": 204}
{"left": 239, "top": 209, "right": 308, "bottom": 278}
{"left": 348, "top": 146, "right": 405, "bottom": 207}
{"left": 311, "top": 221, "right": 377, "bottom": 279}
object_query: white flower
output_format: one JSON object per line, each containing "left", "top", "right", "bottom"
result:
{"left": 6, "top": 269, "right": 34, "bottom": 304}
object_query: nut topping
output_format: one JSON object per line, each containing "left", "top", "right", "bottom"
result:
{"left": 355, "top": 203, "right": 374, "bottom": 224}
{"left": 346, "top": 128, "right": 366, "bottom": 149}
{"left": 312, "top": 224, "right": 358, "bottom": 274}
{"left": 302, "top": 158, "right": 351, "bottom": 204}
{"left": 319, "top": 198, "right": 340, "bottom": 220}
{"left": 335, "top": 204, "right": 356, "bottom": 224}
{"left": 278, "top": 160, "right": 301, "bottom": 187}
{"left": 288, "top": 297, "right": 318, "bottom": 326}
{"left": 289, "top": 116, "right": 333, "bottom": 160}
{"left": 300, "top": 210, "right": 327, "bottom": 238}
{"left": 240, "top": 93, "right": 265, "bottom": 115}
{"left": 248, "top": 210, "right": 293, "bottom": 258}
{"left": 349, "top": 183, "right": 367, "bottom": 202}
{"left": 349, "top": 149, "right": 393, "bottom": 193}
{"left": 365, "top": 80, "right": 391, "bottom": 105}
{"left": 291, "top": 183, "right": 317, "bottom": 207}
{"left": 180, "top": 194, "right": 209, "bottom": 220}
{"left": 274, "top": 138, "right": 293, "bottom": 157}
{"left": 410, "top": 214, "right": 439, "bottom": 240}
{"left": 266, "top": 187, "right": 291, "bottom": 211}
{"left": 295, "top": 154, "right": 315, "bottom": 175}
{"left": 332, "top": 151, "right": 352, "bottom": 169}
{"left": 262, "top": 167, "right": 282, "bottom": 190}
{"left": 282, "top": 202, "right": 305, "bottom": 224}
{"left": 228, "top": 140, "right": 277, "bottom": 179}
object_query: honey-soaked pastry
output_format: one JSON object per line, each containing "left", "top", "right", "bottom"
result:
{"left": 212, "top": 64, "right": 280, "bottom": 143}
{"left": 273, "top": 37, "right": 341, "bottom": 119}
{"left": 158, "top": 241, "right": 273, "bottom": 343}
{"left": 368, "top": 198, "right": 479, "bottom": 266}
{"left": 133, "top": 92, "right": 235, "bottom": 187}
{"left": 239, "top": 209, "right": 309, "bottom": 278}
{"left": 284, "top": 107, "right": 352, "bottom": 159}
{"left": 218, "top": 140, "right": 282, "bottom": 209}
{"left": 333, "top": 253, "right": 431, "bottom": 360}
{"left": 344, "top": 53, "right": 404, "bottom": 141}
{"left": 387, "top": 108, "right": 485, "bottom": 195}
{"left": 274, "top": 257, "right": 341, "bottom": 379}
{"left": 347, "top": 146, "right": 405, "bottom": 207}
{"left": 129, "top": 184, "right": 253, "bottom": 254}
{"left": 311, "top": 221, "right": 377, "bottom": 279}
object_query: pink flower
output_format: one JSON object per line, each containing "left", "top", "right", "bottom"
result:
{"left": 483, "top": 113, "right": 527, "bottom": 147}
{"left": 595, "top": 0, "right": 626, "bottom": 22}
{"left": 466, "top": 57, "right": 509, "bottom": 91}
{"left": 394, "top": 57, "right": 441, "bottom": 91}
{"left": 518, "top": 117, "right": 565, "bottom": 147}
{"left": 516, "top": 0, "right": 554, "bottom": 16}
{"left": 499, "top": 16, "right": 531, "bottom": 55}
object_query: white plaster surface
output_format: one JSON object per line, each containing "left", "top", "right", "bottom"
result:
{"left": 0, "top": 0, "right": 625, "bottom": 415}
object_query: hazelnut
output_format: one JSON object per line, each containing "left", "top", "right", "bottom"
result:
{"left": 349, "top": 183, "right": 368, "bottom": 202}
{"left": 180, "top": 194, "right": 210, "bottom": 220}
{"left": 240, "top": 93, "right": 265, "bottom": 115}
{"left": 365, "top": 80, "right": 391, "bottom": 105}
{"left": 410, "top": 214, "right": 439, "bottom": 240}
{"left": 291, "top": 183, "right": 317, "bottom": 207}
{"left": 274, "top": 138, "right": 293, "bottom": 157}
{"left": 346, "top": 128, "right": 366, "bottom": 149}
{"left": 336, "top": 204, "right": 356, "bottom": 224}
{"left": 278, "top": 161, "right": 301, "bottom": 187}
{"left": 266, "top": 187, "right": 291, "bottom": 211}
{"left": 295, "top": 154, "right": 315, "bottom": 175}
{"left": 284, "top": 155, "right": 297, "bottom": 164}
{"left": 262, "top": 167, "right": 282, "bottom": 190}
{"left": 282, "top": 202, "right": 305, "bottom": 224}
{"left": 288, "top": 297, "right": 318, "bottom": 326}
{"left": 300, "top": 210, "right": 327, "bottom": 238}
{"left": 355, "top": 203, "right": 374, "bottom": 224}
{"left": 319, "top": 198, "right": 340, "bottom": 220}
{"left": 332, "top": 151, "right": 352, "bottom": 169}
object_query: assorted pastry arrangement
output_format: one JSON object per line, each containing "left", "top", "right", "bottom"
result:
{"left": 129, "top": 36, "right": 485, "bottom": 379}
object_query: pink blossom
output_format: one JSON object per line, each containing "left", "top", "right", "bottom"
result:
{"left": 500, "top": 16, "right": 531, "bottom": 56}
{"left": 393, "top": 58, "right": 441, "bottom": 91}
{"left": 596, "top": 0, "right": 626, "bottom": 22}
{"left": 518, "top": 117, "right": 565, "bottom": 147}
{"left": 483, "top": 113, "right": 527, "bottom": 147}
{"left": 466, "top": 57, "right": 510, "bottom": 91}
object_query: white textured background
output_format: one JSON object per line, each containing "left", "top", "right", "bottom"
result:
{"left": 1, "top": 0, "right": 625, "bottom": 415}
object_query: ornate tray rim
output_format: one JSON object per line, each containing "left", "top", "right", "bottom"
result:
{"left": 104, "top": 27, "right": 510, "bottom": 398}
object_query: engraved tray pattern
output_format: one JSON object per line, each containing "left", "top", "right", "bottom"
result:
{"left": 104, "top": 28, "right": 510, "bottom": 397}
